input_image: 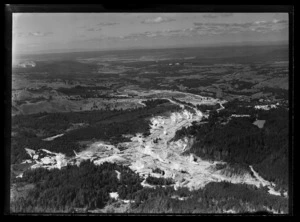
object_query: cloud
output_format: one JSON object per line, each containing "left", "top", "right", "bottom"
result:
{"left": 254, "top": 20, "right": 267, "bottom": 25}
{"left": 120, "top": 31, "right": 158, "bottom": 40}
{"left": 122, "top": 32, "right": 148, "bottom": 39}
{"left": 91, "top": 18, "right": 288, "bottom": 42}
{"left": 250, "top": 26, "right": 270, "bottom": 33}
{"left": 120, "top": 28, "right": 194, "bottom": 40}
{"left": 193, "top": 19, "right": 288, "bottom": 35}
{"left": 85, "top": 27, "right": 102, "bottom": 32}
{"left": 273, "top": 19, "right": 288, "bottom": 24}
{"left": 16, "top": 31, "right": 53, "bottom": 37}
{"left": 29, "top": 32, "right": 53, "bottom": 37}
{"left": 83, "top": 36, "right": 123, "bottom": 43}
{"left": 97, "top": 22, "right": 118, "bottom": 26}
{"left": 85, "top": 23, "right": 118, "bottom": 31}
{"left": 141, "top": 16, "right": 175, "bottom": 24}
{"left": 165, "top": 29, "right": 181, "bottom": 33}
{"left": 203, "top": 13, "right": 233, "bottom": 19}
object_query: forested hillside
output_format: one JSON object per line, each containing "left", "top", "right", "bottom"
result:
{"left": 11, "top": 161, "right": 288, "bottom": 214}
{"left": 173, "top": 101, "right": 289, "bottom": 191}
{"left": 11, "top": 100, "right": 181, "bottom": 164}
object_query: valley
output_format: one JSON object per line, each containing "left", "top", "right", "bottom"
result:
{"left": 10, "top": 45, "right": 290, "bottom": 214}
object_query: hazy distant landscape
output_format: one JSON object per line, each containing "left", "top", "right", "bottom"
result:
{"left": 10, "top": 12, "right": 290, "bottom": 215}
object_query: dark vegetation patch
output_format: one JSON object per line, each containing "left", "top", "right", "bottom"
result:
{"left": 225, "top": 90, "right": 254, "bottom": 96}
{"left": 12, "top": 110, "right": 121, "bottom": 138}
{"left": 10, "top": 183, "right": 35, "bottom": 204}
{"left": 214, "top": 162, "right": 251, "bottom": 176}
{"left": 25, "top": 97, "right": 48, "bottom": 104}
{"left": 186, "top": 88, "right": 216, "bottom": 98}
{"left": 222, "top": 162, "right": 252, "bottom": 176}
{"left": 152, "top": 168, "right": 165, "bottom": 175}
{"left": 13, "top": 100, "right": 28, "bottom": 106}
{"left": 230, "top": 80, "right": 255, "bottom": 90}
{"left": 196, "top": 103, "right": 221, "bottom": 113}
{"left": 62, "top": 118, "right": 150, "bottom": 145}
{"left": 124, "top": 78, "right": 177, "bottom": 90}
{"left": 62, "top": 102, "right": 180, "bottom": 144}
{"left": 11, "top": 163, "right": 34, "bottom": 179}
{"left": 11, "top": 136, "right": 81, "bottom": 164}
{"left": 221, "top": 99, "right": 259, "bottom": 118}
{"left": 170, "top": 98, "right": 196, "bottom": 113}
{"left": 261, "top": 87, "right": 288, "bottom": 100}
{"left": 56, "top": 85, "right": 109, "bottom": 97}
{"left": 142, "top": 99, "right": 170, "bottom": 107}
{"left": 145, "top": 176, "right": 174, "bottom": 186}
{"left": 130, "top": 182, "right": 288, "bottom": 214}
{"left": 26, "top": 85, "right": 52, "bottom": 93}
{"left": 11, "top": 160, "right": 288, "bottom": 214}
{"left": 13, "top": 96, "right": 50, "bottom": 106}
{"left": 256, "top": 65, "right": 288, "bottom": 76}
{"left": 177, "top": 78, "right": 217, "bottom": 88}
{"left": 11, "top": 161, "right": 143, "bottom": 213}
{"left": 215, "top": 163, "right": 227, "bottom": 171}
{"left": 171, "top": 97, "right": 195, "bottom": 108}
{"left": 174, "top": 103, "right": 288, "bottom": 190}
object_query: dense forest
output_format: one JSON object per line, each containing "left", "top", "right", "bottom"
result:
{"left": 172, "top": 100, "right": 289, "bottom": 191}
{"left": 142, "top": 99, "right": 170, "bottom": 107}
{"left": 196, "top": 103, "right": 221, "bottom": 113}
{"left": 130, "top": 182, "right": 288, "bottom": 214}
{"left": 11, "top": 161, "right": 143, "bottom": 213}
{"left": 145, "top": 176, "right": 174, "bottom": 186}
{"left": 11, "top": 161, "right": 288, "bottom": 214}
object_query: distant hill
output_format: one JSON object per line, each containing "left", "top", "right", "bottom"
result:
{"left": 15, "top": 43, "right": 288, "bottom": 64}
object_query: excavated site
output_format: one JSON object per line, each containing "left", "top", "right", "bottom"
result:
{"left": 19, "top": 92, "right": 286, "bottom": 198}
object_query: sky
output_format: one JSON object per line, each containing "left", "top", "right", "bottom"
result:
{"left": 12, "top": 13, "right": 289, "bottom": 55}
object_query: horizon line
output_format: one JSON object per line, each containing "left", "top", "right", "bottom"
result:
{"left": 15, "top": 40, "right": 289, "bottom": 58}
